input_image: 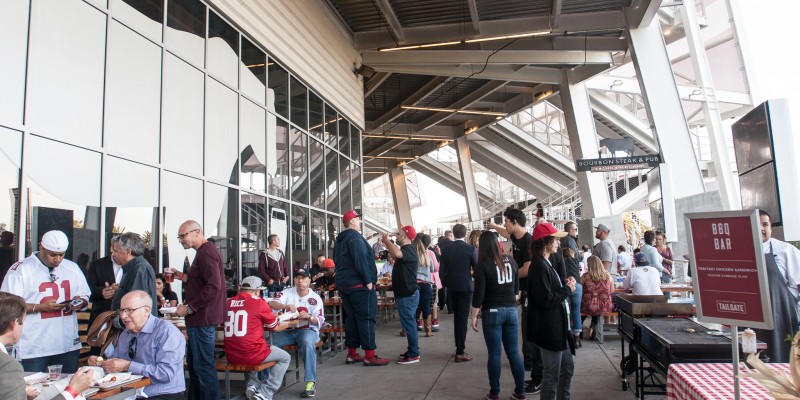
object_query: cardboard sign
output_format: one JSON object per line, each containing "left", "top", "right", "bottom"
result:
{"left": 685, "top": 210, "right": 773, "bottom": 329}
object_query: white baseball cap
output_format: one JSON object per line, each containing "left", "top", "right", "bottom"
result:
{"left": 240, "top": 276, "right": 266, "bottom": 290}
{"left": 41, "top": 230, "right": 69, "bottom": 252}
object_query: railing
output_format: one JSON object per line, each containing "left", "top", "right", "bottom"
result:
{"left": 505, "top": 101, "right": 572, "bottom": 158}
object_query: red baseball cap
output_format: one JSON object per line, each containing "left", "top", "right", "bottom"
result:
{"left": 322, "top": 259, "right": 335, "bottom": 269}
{"left": 401, "top": 225, "right": 417, "bottom": 241}
{"left": 342, "top": 210, "right": 361, "bottom": 224}
{"left": 532, "top": 222, "right": 567, "bottom": 241}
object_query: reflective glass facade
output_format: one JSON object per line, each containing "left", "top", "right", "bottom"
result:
{"left": 0, "top": 0, "right": 362, "bottom": 298}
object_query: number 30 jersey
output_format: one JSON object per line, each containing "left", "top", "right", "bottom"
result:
{"left": 1, "top": 253, "right": 91, "bottom": 359}
{"left": 224, "top": 292, "right": 279, "bottom": 365}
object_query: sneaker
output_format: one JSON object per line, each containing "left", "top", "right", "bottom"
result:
{"left": 245, "top": 386, "right": 257, "bottom": 400}
{"left": 302, "top": 381, "right": 316, "bottom": 398}
{"left": 397, "top": 354, "right": 420, "bottom": 364}
{"left": 485, "top": 394, "right": 500, "bottom": 400}
{"left": 432, "top": 326, "right": 440, "bottom": 332}
{"left": 363, "top": 355, "right": 390, "bottom": 366}
{"left": 509, "top": 392, "right": 526, "bottom": 400}
{"left": 345, "top": 353, "right": 364, "bottom": 364}
{"left": 417, "top": 319, "right": 423, "bottom": 331}
{"left": 432, "top": 318, "right": 439, "bottom": 328}
{"left": 524, "top": 383, "right": 541, "bottom": 395}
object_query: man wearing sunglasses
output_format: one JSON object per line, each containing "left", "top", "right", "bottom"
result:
{"left": 0, "top": 230, "right": 90, "bottom": 374}
{"left": 88, "top": 290, "right": 186, "bottom": 399}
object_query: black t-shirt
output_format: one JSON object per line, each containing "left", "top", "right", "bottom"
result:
{"left": 472, "top": 254, "right": 519, "bottom": 309}
{"left": 392, "top": 244, "right": 419, "bottom": 298}
{"left": 511, "top": 232, "right": 532, "bottom": 290}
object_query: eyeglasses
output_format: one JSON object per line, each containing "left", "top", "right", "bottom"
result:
{"left": 119, "top": 305, "right": 147, "bottom": 315}
{"left": 177, "top": 229, "right": 199, "bottom": 240}
{"left": 128, "top": 336, "right": 137, "bottom": 359}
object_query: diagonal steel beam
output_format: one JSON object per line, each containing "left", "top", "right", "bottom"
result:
{"left": 375, "top": 0, "right": 405, "bottom": 43}
{"left": 415, "top": 80, "right": 507, "bottom": 131}
{"left": 467, "top": 0, "right": 480, "bottom": 34}
{"left": 364, "top": 72, "right": 392, "bottom": 97}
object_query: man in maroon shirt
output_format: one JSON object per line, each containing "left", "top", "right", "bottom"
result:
{"left": 173, "top": 220, "right": 227, "bottom": 400}
{"left": 225, "top": 276, "right": 290, "bottom": 400}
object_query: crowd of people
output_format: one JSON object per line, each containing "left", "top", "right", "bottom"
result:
{"left": 2, "top": 204, "right": 796, "bottom": 400}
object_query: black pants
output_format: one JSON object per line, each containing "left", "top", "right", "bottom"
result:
{"left": 147, "top": 393, "right": 184, "bottom": 400}
{"left": 449, "top": 290, "right": 472, "bottom": 355}
{"left": 521, "top": 291, "right": 543, "bottom": 385}
{"left": 341, "top": 287, "right": 377, "bottom": 350}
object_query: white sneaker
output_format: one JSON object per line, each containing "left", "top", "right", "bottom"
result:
{"left": 245, "top": 386, "right": 257, "bottom": 400}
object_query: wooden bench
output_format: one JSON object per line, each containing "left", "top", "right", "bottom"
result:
{"left": 216, "top": 358, "right": 278, "bottom": 400}
{"left": 282, "top": 341, "right": 324, "bottom": 384}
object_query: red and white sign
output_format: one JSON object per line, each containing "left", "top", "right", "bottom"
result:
{"left": 685, "top": 210, "right": 773, "bottom": 329}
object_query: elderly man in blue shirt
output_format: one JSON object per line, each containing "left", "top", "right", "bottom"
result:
{"left": 89, "top": 290, "right": 185, "bottom": 399}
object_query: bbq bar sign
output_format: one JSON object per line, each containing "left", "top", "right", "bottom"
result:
{"left": 685, "top": 210, "right": 773, "bottom": 329}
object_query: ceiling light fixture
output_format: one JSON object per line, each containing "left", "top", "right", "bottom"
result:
{"left": 362, "top": 134, "right": 454, "bottom": 142}
{"left": 378, "top": 30, "right": 551, "bottom": 52}
{"left": 400, "top": 105, "right": 507, "bottom": 117}
{"left": 396, "top": 161, "right": 407, "bottom": 167}
{"left": 437, "top": 140, "right": 451, "bottom": 148}
{"left": 309, "top": 116, "right": 342, "bottom": 130}
{"left": 363, "top": 155, "right": 417, "bottom": 160}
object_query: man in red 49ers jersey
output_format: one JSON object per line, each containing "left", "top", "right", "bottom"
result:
{"left": 269, "top": 269, "right": 325, "bottom": 398}
{"left": 224, "top": 276, "right": 290, "bottom": 400}
{"left": 0, "top": 230, "right": 90, "bottom": 373}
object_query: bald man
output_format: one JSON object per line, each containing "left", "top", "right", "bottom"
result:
{"left": 171, "top": 221, "right": 226, "bottom": 400}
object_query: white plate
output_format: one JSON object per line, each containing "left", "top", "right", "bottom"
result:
{"left": 92, "top": 374, "right": 143, "bottom": 391}
{"left": 159, "top": 307, "right": 178, "bottom": 314}
{"left": 24, "top": 372, "right": 48, "bottom": 385}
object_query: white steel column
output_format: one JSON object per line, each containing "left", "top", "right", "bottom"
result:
{"left": 681, "top": 2, "right": 740, "bottom": 211}
{"left": 454, "top": 137, "right": 482, "bottom": 223}
{"left": 627, "top": 19, "right": 705, "bottom": 238}
{"left": 559, "top": 70, "right": 612, "bottom": 219}
{"left": 388, "top": 166, "right": 414, "bottom": 228}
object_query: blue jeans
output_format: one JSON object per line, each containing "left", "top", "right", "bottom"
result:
{"left": 187, "top": 326, "right": 219, "bottom": 400}
{"left": 540, "top": 347, "right": 574, "bottom": 400}
{"left": 271, "top": 329, "right": 320, "bottom": 382}
{"left": 396, "top": 290, "right": 420, "bottom": 357}
{"left": 20, "top": 349, "right": 80, "bottom": 373}
{"left": 568, "top": 283, "right": 582, "bottom": 334}
{"left": 417, "top": 283, "right": 433, "bottom": 318}
{"left": 481, "top": 307, "right": 526, "bottom": 396}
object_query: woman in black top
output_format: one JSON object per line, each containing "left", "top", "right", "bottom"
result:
{"left": 470, "top": 231, "right": 526, "bottom": 400}
{"left": 527, "top": 222, "right": 575, "bottom": 400}
{"left": 155, "top": 273, "right": 179, "bottom": 317}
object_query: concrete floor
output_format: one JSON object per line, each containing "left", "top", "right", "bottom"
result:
{"left": 216, "top": 311, "right": 667, "bottom": 400}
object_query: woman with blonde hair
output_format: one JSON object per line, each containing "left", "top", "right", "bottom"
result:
{"left": 580, "top": 256, "right": 613, "bottom": 344}
{"left": 414, "top": 236, "right": 435, "bottom": 336}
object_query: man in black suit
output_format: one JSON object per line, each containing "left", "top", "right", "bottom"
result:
{"left": 86, "top": 253, "right": 120, "bottom": 355}
{"left": 438, "top": 224, "right": 477, "bottom": 362}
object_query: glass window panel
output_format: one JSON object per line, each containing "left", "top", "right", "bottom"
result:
{"left": 162, "top": 53, "right": 203, "bottom": 175}
{"left": 268, "top": 118, "right": 289, "bottom": 199}
{"left": 290, "top": 205, "right": 309, "bottom": 273}
{"left": 290, "top": 77, "right": 308, "bottom": 130}
{"left": 267, "top": 60, "right": 288, "bottom": 120}
{"left": 166, "top": 0, "right": 205, "bottom": 67}
{"left": 323, "top": 104, "right": 338, "bottom": 148}
{"left": 308, "top": 92, "right": 323, "bottom": 141}
{"left": 162, "top": 171, "right": 202, "bottom": 302}
{"left": 204, "top": 183, "right": 239, "bottom": 297}
{"left": 309, "top": 210, "right": 326, "bottom": 257}
{"left": 105, "top": 21, "right": 161, "bottom": 164}
{"left": 351, "top": 128, "right": 361, "bottom": 163}
{"left": 240, "top": 99, "right": 266, "bottom": 192}
{"left": 26, "top": 0, "right": 105, "bottom": 149}
{"left": 325, "top": 146, "right": 339, "bottom": 213}
{"left": 104, "top": 156, "right": 159, "bottom": 268}
{"left": 289, "top": 128, "right": 308, "bottom": 204}
{"left": 240, "top": 37, "right": 266, "bottom": 105}
{"left": 0, "top": 0, "right": 28, "bottom": 126}
{"left": 339, "top": 155, "right": 352, "bottom": 212}
{"left": 0, "top": 128, "right": 22, "bottom": 251}
{"left": 241, "top": 192, "right": 266, "bottom": 279}
{"left": 351, "top": 162, "right": 362, "bottom": 212}
{"left": 309, "top": 137, "right": 325, "bottom": 209}
{"left": 338, "top": 119, "right": 351, "bottom": 159}
{"left": 26, "top": 136, "right": 101, "bottom": 263}
{"left": 112, "top": 0, "right": 163, "bottom": 40}
{"left": 205, "top": 78, "right": 239, "bottom": 184}
{"left": 207, "top": 11, "right": 238, "bottom": 88}
{"left": 268, "top": 199, "right": 288, "bottom": 255}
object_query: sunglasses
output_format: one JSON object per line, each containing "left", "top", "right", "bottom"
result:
{"left": 128, "top": 336, "right": 137, "bottom": 359}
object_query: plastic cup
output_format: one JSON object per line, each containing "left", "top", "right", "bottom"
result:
{"left": 48, "top": 364, "right": 62, "bottom": 381}
{"left": 164, "top": 271, "right": 174, "bottom": 283}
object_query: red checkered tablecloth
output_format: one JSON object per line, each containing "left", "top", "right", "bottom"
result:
{"left": 666, "top": 363, "right": 791, "bottom": 400}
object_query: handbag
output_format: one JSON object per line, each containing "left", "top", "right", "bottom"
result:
{"left": 86, "top": 311, "right": 121, "bottom": 355}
